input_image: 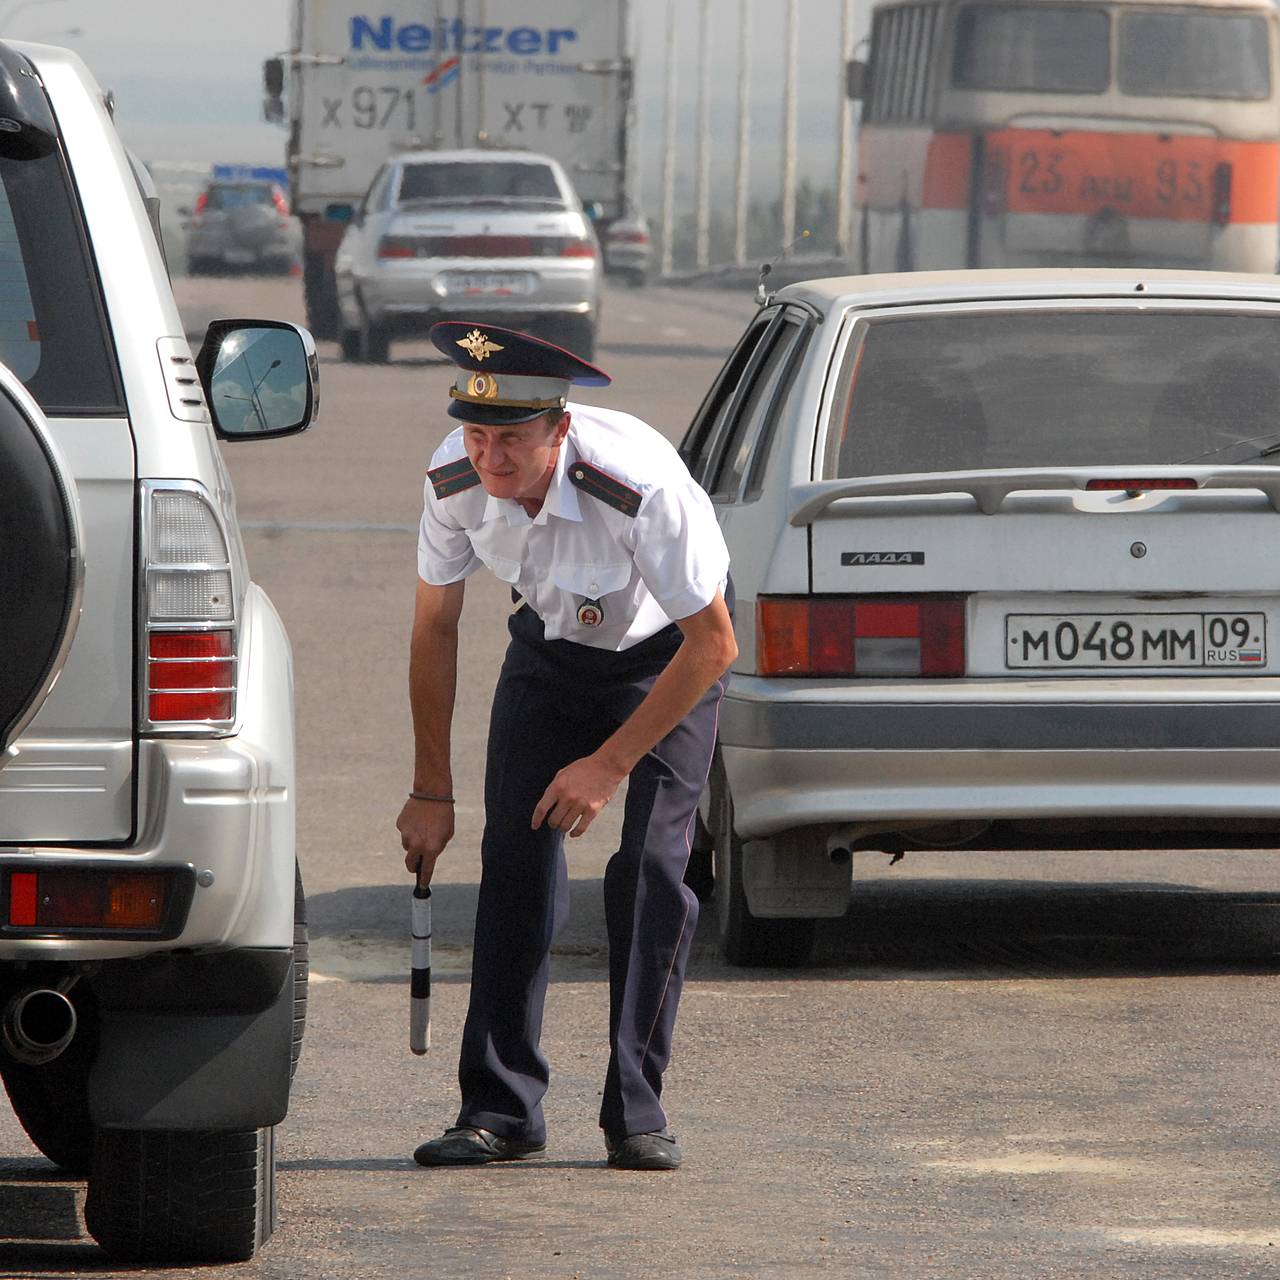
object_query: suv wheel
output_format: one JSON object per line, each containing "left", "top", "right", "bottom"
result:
{"left": 710, "top": 751, "right": 814, "bottom": 967}
{"left": 85, "top": 1125, "right": 276, "bottom": 1263}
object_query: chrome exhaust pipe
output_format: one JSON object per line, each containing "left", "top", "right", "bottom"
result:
{"left": 2, "top": 987, "right": 77, "bottom": 1065}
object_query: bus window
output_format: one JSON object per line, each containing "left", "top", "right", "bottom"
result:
{"left": 1119, "top": 12, "right": 1270, "bottom": 101}
{"left": 953, "top": 5, "right": 1110, "bottom": 93}
{"left": 867, "top": 3, "right": 942, "bottom": 123}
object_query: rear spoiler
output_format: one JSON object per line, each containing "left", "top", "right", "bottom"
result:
{"left": 789, "top": 466, "right": 1280, "bottom": 525}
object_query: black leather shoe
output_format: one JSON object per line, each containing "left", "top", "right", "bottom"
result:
{"left": 413, "top": 1125, "right": 545, "bottom": 1167}
{"left": 605, "top": 1127, "right": 682, "bottom": 1171}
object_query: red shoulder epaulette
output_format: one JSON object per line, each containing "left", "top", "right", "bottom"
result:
{"left": 568, "top": 461, "right": 641, "bottom": 518}
{"left": 428, "top": 456, "right": 481, "bottom": 499}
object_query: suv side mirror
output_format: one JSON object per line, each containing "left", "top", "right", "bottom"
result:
{"left": 196, "top": 320, "right": 319, "bottom": 441}
{"left": 846, "top": 58, "right": 870, "bottom": 101}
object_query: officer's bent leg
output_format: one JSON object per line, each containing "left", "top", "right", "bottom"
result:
{"left": 599, "top": 672, "right": 725, "bottom": 1139}
{"left": 458, "top": 639, "right": 595, "bottom": 1142}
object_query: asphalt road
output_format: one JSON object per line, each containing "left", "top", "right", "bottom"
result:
{"left": 3, "top": 275, "right": 1280, "bottom": 1279}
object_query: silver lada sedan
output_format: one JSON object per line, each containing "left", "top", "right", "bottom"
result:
{"left": 684, "top": 269, "right": 1280, "bottom": 965}
{"left": 334, "top": 148, "right": 601, "bottom": 364}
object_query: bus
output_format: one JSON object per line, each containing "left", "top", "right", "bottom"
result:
{"left": 850, "top": 0, "right": 1280, "bottom": 273}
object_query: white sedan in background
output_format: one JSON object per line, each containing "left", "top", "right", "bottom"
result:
{"left": 334, "top": 148, "right": 601, "bottom": 364}
{"left": 683, "top": 269, "right": 1280, "bottom": 965}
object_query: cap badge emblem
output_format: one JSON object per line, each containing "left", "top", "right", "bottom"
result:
{"left": 576, "top": 599, "right": 604, "bottom": 628}
{"left": 458, "top": 329, "right": 504, "bottom": 362}
{"left": 467, "top": 372, "right": 500, "bottom": 400}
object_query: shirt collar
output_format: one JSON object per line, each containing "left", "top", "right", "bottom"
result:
{"left": 479, "top": 431, "right": 583, "bottom": 527}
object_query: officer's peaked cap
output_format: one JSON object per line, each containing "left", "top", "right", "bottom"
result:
{"left": 431, "top": 321, "right": 611, "bottom": 426}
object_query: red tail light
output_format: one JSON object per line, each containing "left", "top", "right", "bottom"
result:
{"left": 1211, "top": 162, "right": 1233, "bottom": 227}
{"left": 757, "top": 596, "right": 967, "bottom": 677}
{"left": 560, "top": 238, "right": 597, "bottom": 258}
{"left": 193, "top": 192, "right": 208, "bottom": 215}
{"left": 8, "top": 869, "right": 174, "bottom": 932}
{"left": 147, "top": 630, "right": 234, "bottom": 722}
{"left": 1085, "top": 478, "right": 1198, "bottom": 492}
{"left": 377, "top": 236, "right": 417, "bottom": 259}
{"left": 272, "top": 186, "right": 289, "bottom": 216}
{"left": 609, "top": 230, "right": 649, "bottom": 245}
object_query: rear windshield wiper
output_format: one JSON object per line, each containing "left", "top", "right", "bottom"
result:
{"left": 1177, "top": 431, "right": 1280, "bottom": 465}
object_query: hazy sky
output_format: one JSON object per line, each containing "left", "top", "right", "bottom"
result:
{"left": 5, "top": 0, "right": 865, "bottom": 204}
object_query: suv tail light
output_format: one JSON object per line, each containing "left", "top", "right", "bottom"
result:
{"left": 757, "top": 596, "right": 967, "bottom": 677}
{"left": 141, "top": 485, "right": 237, "bottom": 731}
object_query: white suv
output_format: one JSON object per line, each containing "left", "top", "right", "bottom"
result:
{"left": 0, "top": 42, "right": 316, "bottom": 1262}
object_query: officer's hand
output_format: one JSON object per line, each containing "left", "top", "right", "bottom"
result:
{"left": 532, "top": 756, "right": 624, "bottom": 838}
{"left": 397, "top": 797, "right": 455, "bottom": 886}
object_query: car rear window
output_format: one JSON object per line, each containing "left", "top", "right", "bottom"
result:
{"left": 398, "top": 162, "right": 564, "bottom": 203}
{"left": 953, "top": 5, "right": 1110, "bottom": 93}
{"left": 1119, "top": 12, "right": 1270, "bottom": 101}
{"left": 825, "top": 310, "right": 1280, "bottom": 477}
{"left": 205, "top": 184, "right": 274, "bottom": 210}
{"left": 0, "top": 151, "right": 121, "bottom": 416}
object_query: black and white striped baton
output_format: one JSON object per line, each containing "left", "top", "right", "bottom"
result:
{"left": 410, "top": 884, "right": 432, "bottom": 1055}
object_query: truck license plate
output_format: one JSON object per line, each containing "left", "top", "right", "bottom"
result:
{"left": 1005, "top": 612, "right": 1266, "bottom": 669}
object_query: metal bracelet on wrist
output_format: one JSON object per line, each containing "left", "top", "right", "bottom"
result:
{"left": 409, "top": 790, "right": 455, "bottom": 804}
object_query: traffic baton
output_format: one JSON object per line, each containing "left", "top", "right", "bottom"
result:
{"left": 410, "top": 884, "right": 432, "bottom": 1054}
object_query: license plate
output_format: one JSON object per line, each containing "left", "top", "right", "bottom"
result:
{"left": 223, "top": 248, "right": 256, "bottom": 265}
{"left": 1005, "top": 613, "right": 1267, "bottom": 669}
{"left": 1003, "top": 132, "right": 1216, "bottom": 222}
{"left": 441, "top": 272, "right": 533, "bottom": 297}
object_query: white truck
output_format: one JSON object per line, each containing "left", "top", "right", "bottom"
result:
{"left": 266, "top": 0, "right": 635, "bottom": 338}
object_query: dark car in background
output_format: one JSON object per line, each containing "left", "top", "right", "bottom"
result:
{"left": 185, "top": 178, "right": 301, "bottom": 276}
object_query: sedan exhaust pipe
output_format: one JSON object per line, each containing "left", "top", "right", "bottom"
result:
{"left": 2, "top": 987, "right": 77, "bottom": 1065}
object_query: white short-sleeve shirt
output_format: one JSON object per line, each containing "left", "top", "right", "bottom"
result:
{"left": 417, "top": 404, "right": 730, "bottom": 651}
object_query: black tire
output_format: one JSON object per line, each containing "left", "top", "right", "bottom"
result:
{"left": 363, "top": 320, "right": 391, "bottom": 364}
{"left": 627, "top": 268, "right": 649, "bottom": 288}
{"left": 546, "top": 314, "right": 595, "bottom": 361}
{"left": 85, "top": 1125, "right": 276, "bottom": 1263}
{"left": 302, "top": 251, "right": 338, "bottom": 341}
{"left": 683, "top": 808, "right": 715, "bottom": 904}
{"left": 0, "top": 1022, "right": 96, "bottom": 1174}
{"left": 339, "top": 326, "right": 363, "bottom": 363}
{"left": 292, "top": 862, "right": 308, "bottom": 1080}
{"left": 710, "top": 751, "right": 814, "bottom": 967}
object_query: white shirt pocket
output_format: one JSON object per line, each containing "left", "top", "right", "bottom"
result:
{"left": 549, "top": 561, "right": 634, "bottom": 601}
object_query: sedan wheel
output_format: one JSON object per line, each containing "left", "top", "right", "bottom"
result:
{"left": 710, "top": 751, "right": 814, "bottom": 967}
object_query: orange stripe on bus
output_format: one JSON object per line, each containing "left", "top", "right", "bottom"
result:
{"left": 990, "top": 130, "right": 1280, "bottom": 224}
{"left": 922, "top": 132, "right": 972, "bottom": 211}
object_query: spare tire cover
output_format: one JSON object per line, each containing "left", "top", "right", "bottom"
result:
{"left": 0, "top": 378, "right": 80, "bottom": 758}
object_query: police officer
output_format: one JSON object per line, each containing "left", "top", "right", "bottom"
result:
{"left": 398, "top": 322, "right": 735, "bottom": 1172}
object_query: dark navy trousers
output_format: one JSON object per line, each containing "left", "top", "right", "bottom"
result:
{"left": 457, "top": 603, "right": 726, "bottom": 1143}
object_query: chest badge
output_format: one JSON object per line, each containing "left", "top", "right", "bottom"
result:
{"left": 577, "top": 598, "right": 604, "bottom": 628}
